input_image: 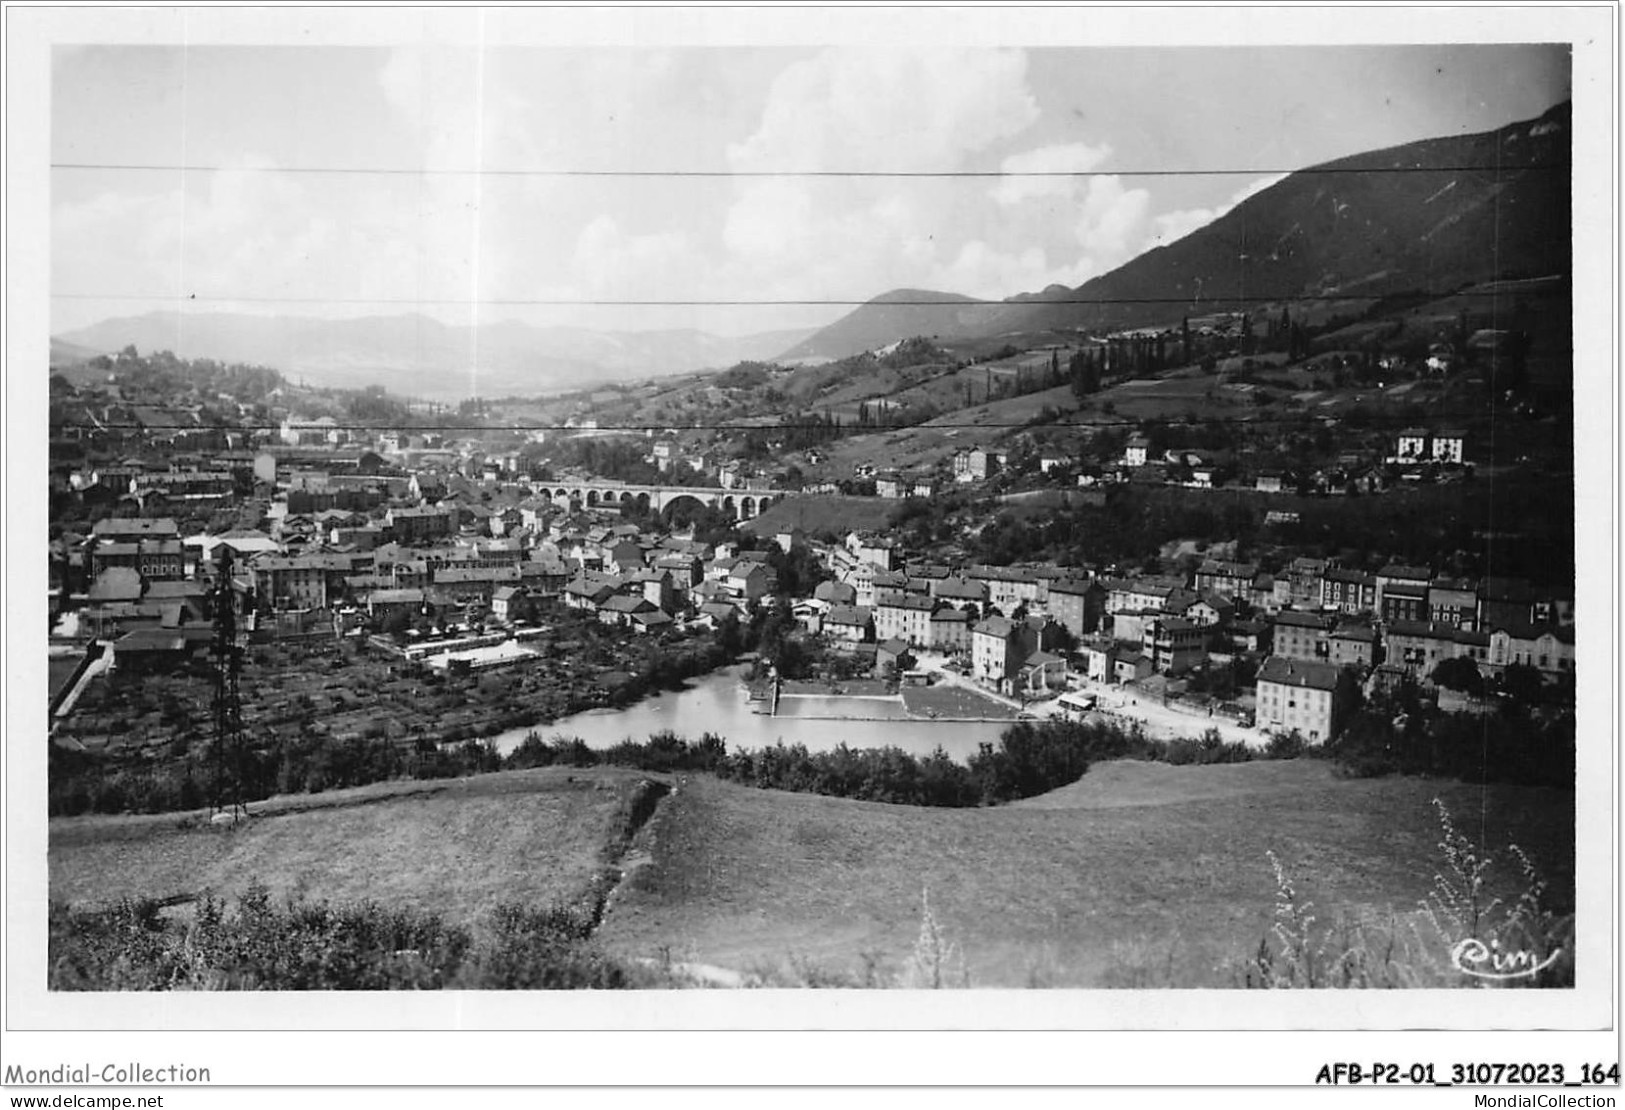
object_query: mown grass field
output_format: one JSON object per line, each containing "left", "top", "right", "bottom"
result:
{"left": 597, "top": 760, "right": 1573, "bottom": 987}
{"left": 48, "top": 767, "right": 651, "bottom": 935}
{"left": 900, "top": 683, "right": 1020, "bottom": 720}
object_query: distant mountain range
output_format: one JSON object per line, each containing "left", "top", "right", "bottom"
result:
{"left": 52, "top": 313, "right": 815, "bottom": 400}
{"left": 783, "top": 100, "right": 1571, "bottom": 360}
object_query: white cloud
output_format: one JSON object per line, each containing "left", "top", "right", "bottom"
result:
{"left": 572, "top": 216, "right": 695, "bottom": 302}
{"left": 53, "top": 147, "right": 486, "bottom": 327}
{"left": 916, "top": 173, "right": 1153, "bottom": 298}
{"left": 54, "top": 49, "right": 1302, "bottom": 339}
{"left": 374, "top": 47, "right": 486, "bottom": 174}
{"left": 991, "top": 141, "right": 1114, "bottom": 206}
{"left": 928, "top": 240, "right": 1090, "bottom": 301}
{"left": 1073, "top": 175, "right": 1153, "bottom": 265}
{"left": 707, "top": 48, "right": 1053, "bottom": 310}
{"left": 727, "top": 48, "right": 1038, "bottom": 174}
{"left": 1148, "top": 172, "right": 1289, "bottom": 248}
{"left": 966, "top": 139, "right": 1155, "bottom": 290}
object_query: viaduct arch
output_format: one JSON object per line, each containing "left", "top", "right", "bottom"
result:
{"left": 546, "top": 481, "right": 778, "bottom": 521}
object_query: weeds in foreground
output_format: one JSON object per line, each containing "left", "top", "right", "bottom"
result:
{"left": 733, "top": 890, "right": 970, "bottom": 989}
{"left": 54, "top": 798, "right": 1570, "bottom": 990}
{"left": 901, "top": 887, "right": 969, "bottom": 989}
{"left": 1101, "top": 931, "right": 1184, "bottom": 989}
{"left": 49, "top": 879, "right": 678, "bottom": 991}
{"left": 1229, "top": 799, "right": 1572, "bottom": 989}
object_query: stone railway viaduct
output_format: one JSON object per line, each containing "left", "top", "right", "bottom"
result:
{"left": 546, "top": 481, "right": 782, "bottom": 521}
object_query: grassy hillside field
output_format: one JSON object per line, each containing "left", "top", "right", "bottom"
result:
{"left": 597, "top": 760, "right": 1572, "bottom": 987}
{"left": 49, "top": 760, "right": 1573, "bottom": 988}
{"left": 48, "top": 767, "right": 651, "bottom": 937}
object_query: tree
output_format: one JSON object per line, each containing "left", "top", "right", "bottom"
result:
{"left": 716, "top": 610, "right": 744, "bottom": 657}
{"left": 380, "top": 607, "right": 414, "bottom": 638}
{"left": 1497, "top": 662, "right": 1545, "bottom": 706}
{"left": 1288, "top": 322, "right": 1307, "bottom": 362}
{"left": 1430, "top": 656, "right": 1484, "bottom": 697}
{"left": 1069, "top": 350, "right": 1100, "bottom": 400}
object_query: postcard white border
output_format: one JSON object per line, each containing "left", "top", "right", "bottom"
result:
{"left": 4, "top": 2, "right": 1617, "bottom": 1087}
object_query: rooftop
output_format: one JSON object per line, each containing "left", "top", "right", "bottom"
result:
{"left": 1257, "top": 656, "right": 1343, "bottom": 692}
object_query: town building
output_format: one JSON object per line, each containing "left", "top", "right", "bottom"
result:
{"left": 1016, "top": 650, "right": 1068, "bottom": 696}
{"left": 1255, "top": 656, "right": 1348, "bottom": 742}
{"left": 368, "top": 587, "right": 425, "bottom": 623}
{"left": 1380, "top": 580, "right": 1429, "bottom": 624}
{"left": 599, "top": 594, "right": 660, "bottom": 629}
{"left": 249, "top": 552, "right": 357, "bottom": 610}
{"left": 971, "top": 616, "right": 1025, "bottom": 688}
{"left": 930, "top": 575, "right": 988, "bottom": 608}
{"left": 875, "top": 638, "right": 914, "bottom": 677}
{"left": 1487, "top": 623, "right": 1576, "bottom": 679}
{"left": 823, "top": 605, "right": 873, "bottom": 644}
{"left": 1046, "top": 578, "right": 1106, "bottom": 639}
{"left": 1384, "top": 620, "right": 1470, "bottom": 680}
{"left": 1392, "top": 428, "right": 1431, "bottom": 463}
{"left": 875, "top": 475, "right": 905, "bottom": 499}
{"left": 927, "top": 606, "right": 971, "bottom": 653}
{"left": 1146, "top": 617, "right": 1206, "bottom": 675}
{"left": 1270, "top": 610, "right": 1335, "bottom": 662}
{"left": 1184, "top": 593, "right": 1235, "bottom": 628}
{"left": 1076, "top": 635, "right": 1120, "bottom": 683}
{"left": 845, "top": 532, "right": 898, "bottom": 571}
{"left": 967, "top": 564, "right": 1044, "bottom": 611}
{"left": 387, "top": 505, "right": 456, "bottom": 544}
{"left": 1327, "top": 622, "right": 1378, "bottom": 669}
{"left": 1320, "top": 567, "right": 1378, "bottom": 615}
{"left": 953, "top": 447, "right": 999, "bottom": 484}
{"left": 873, "top": 592, "right": 939, "bottom": 646}
{"left": 1428, "top": 578, "right": 1479, "bottom": 629}
{"left": 1285, "top": 557, "right": 1328, "bottom": 608}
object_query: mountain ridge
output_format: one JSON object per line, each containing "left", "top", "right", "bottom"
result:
{"left": 781, "top": 100, "right": 1571, "bottom": 359}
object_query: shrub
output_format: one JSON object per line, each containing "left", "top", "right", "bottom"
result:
{"left": 1229, "top": 800, "right": 1573, "bottom": 989}
{"left": 48, "top": 881, "right": 651, "bottom": 991}
{"left": 1264, "top": 730, "right": 1308, "bottom": 760}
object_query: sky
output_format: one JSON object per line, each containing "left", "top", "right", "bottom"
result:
{"left": 50, "top": 41, "right": 1571, "bottom": 339}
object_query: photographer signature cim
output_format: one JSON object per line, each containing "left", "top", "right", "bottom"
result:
{"left": 1451, "top": 937, "right": 1563, "bottom": 981}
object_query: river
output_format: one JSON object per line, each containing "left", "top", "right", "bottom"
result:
{"left": 488, "top": 666, "right": 1010, "bottom": 763}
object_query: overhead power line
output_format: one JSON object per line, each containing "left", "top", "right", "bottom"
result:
{"left": 52, "top": 415, "right": 1488, "bottom": 435}
{"left": 50, "top": 161, "right": 1565, "bottom": 178}
{"left": 51, "top": 284, "right": 1563, "bottom": 308}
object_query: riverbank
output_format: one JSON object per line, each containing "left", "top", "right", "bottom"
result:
{"left": 47, "top": 625, "right": 739, "bottom": 816}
